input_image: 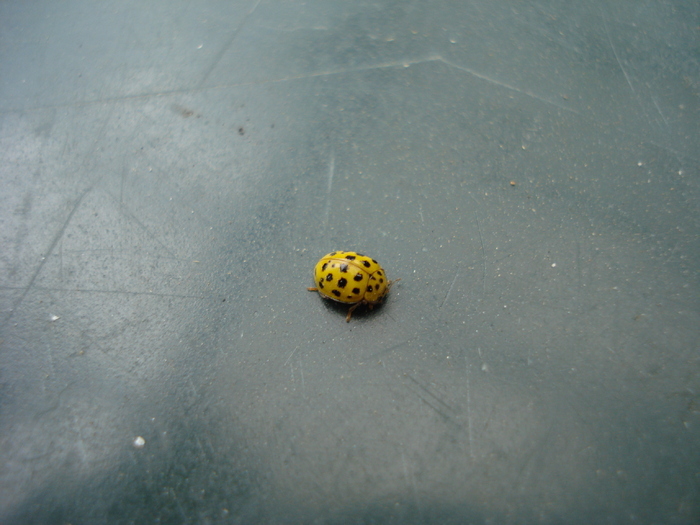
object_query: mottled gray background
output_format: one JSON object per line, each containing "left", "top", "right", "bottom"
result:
{"left": 1, "top": 0, "right": 699, "bottom": 523}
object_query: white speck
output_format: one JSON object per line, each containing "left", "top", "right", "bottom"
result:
{"left": 551, "top": 263, "right": 556, "bottom": 267}
{"left": 50, "top": 315, "right": 60, "bottom": 322}
{"left": 637, "top": 161, "right": 643, "bottom": 167}
{"left": 197, "top": 44, "right": 203, "bottom": 49}
{"left": 133, "top": 436, "right": 146, "bottom": 448}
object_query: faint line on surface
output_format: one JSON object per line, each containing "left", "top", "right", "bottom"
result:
{"left": 4, "top": 187, "right": 91, "bottom": 324}
{"left": 284, "top": 345, "right": 300, "bottom": 367}
{"left": 438, "top": 57, "right": 581, "bottom": 115}
{"left": 197, "top": 0, "right": 264, "bottom": 88}
{"left": 114, "top": 199, "right": 178, "bottom": 259}
{"left": 406, "top": 374, "right": 457, "bottom": 425}
{"left": 401, "top": 447, "right": 420, "bottom": 511}
{"left": 324, "top": 148, "right": 335, "bottom": 228}
{"left": 601, "top": 10, "right": 637, "bottom": 100}
{"left": 600, "top": 10, "right": 667, "bottom": 145}
{"left": 475, "top": 212, "right": 486, "bottom": 298}
{"left": 650, "top": 94, "right": 670, "bottom": 131}
{"left": 440, "top": 272, "right": 459, "bottom": 308}
{"left": 30, "top": 286, "right": 206, "bottom": 299}
{"left": 465, "top": 362, "right": 475, "bottom": 460}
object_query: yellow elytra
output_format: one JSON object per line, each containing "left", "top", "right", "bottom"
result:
{"left": 307, "top": 251, "right": 398, "bottom": 322}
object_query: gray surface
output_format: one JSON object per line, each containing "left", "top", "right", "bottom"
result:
{"left": 1, "top": 0, "right": 699, "bottom": 523}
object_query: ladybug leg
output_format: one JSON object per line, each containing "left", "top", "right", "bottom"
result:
{"left": 346, "top": 302, "right": 362, "bottom": 322}
{"left": 307, "top": 287, "right": 319, "bottom": 292}
{"left": 387, "top": 278, "right": 401, "bottom": 290}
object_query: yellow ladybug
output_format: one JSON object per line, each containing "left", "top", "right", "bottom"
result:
{"left": 307, "top": 251, "right": 398, "bottom": 322}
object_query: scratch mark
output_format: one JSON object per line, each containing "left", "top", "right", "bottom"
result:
{"left": 59, "top": 240, "right": 64, "bottom": 282}
{"left": 45, "top": 342, "right": 56, "bottom": 386}
{"left": 601, "top": 10, "right": 637, "bottom": 99}
{"left": 324, "top": 148, "right": 335, "bottom": 228}
{"left": 475, "top": 212, "right": 486, "bottom": 298}
{"left": 35, "top": 382, "right": 74, "bottom": 419}
{"left": 401, "top": 447, "right": 420, "bottom": 509}
{"left": 170, "top": 488, "right": 188, "bottom": 521}
{"left": 415, "top": 392, "right": 452, "bottom": 421}
{"left": 650, "top": 94, "right": 670, "bottom": 131}
{"left": 600, "top": 7, "right": 672, "bottom": 143}
{"left": 197, "top": 0, "right": 264, "bottom": 88}
{"left": 418, "top": 203, "right": 424, "bottom": 224}
{"left": 119, "top": 165, "right": 126, "bottom": 205}
{"left": 299, "top": 360, "right": 305, "bottom": 389}
{"left": 575, "top": 240, "right": 583, "bottom": 307}
{"left": 284, "top": 345, "right": 299, "bottom": 367}
{"left": 366, "top": 338, "right": 412, "bottom": 360}
{"left": 74, "top": 422, "right": 89, "bottom": 466}
{"left": 188, "top": 378, "right": 198, "bottom": 398}
{"left": 406, "top": 374, "right": 457, "bottom": 423}
{"left": 4, "top": 187, "right": 91, "bottom": 324}
{"left": 31, "top": 286, "right": 205, "bottom": 299}
{"left": 465, "top": 363, "right": 475, "bottom": 460}
{"left": 194, "top": 434, "right": 206, "bottom": 458}
{"left": 440, "top": 272, "right": 459, "bottom": 308}
{"left": 438, "top": 57, "right": 581, "bottom": 115}
{"left": 4, "top": 54, "right": 578, "bottom": 117}
{"left": 115, "top": 202, "right": 178, "bottom": 259}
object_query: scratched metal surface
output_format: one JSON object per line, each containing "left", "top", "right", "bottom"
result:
{"left": 1, "top": 0, "right": 699, "bottom": 523}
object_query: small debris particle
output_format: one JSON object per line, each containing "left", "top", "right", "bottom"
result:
{"left": 509, "top": 181, "right": 516, "bottom": 186}
{"left": 133, "top": 436, "right": 146, "bottom": 448}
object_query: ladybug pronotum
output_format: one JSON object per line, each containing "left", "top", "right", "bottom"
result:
{"left": 307, "top": 251, "right": 398, "bottom": 322}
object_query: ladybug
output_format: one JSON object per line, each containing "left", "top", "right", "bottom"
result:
{"left": 307, "top": 251, "right": 398, "bottom": 322}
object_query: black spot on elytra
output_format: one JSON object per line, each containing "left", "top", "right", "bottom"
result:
{"left": 337, "top": 278, "right": 347, "bottom": 288}
{"left": 353, "top": 273, "right": 363, "bottom": 281}
{"left": 326, "top": 274, "right": 333, "bottom": 282}
{"left": 352, "top": 288, "right": 361, "bottom": 294}
{"left": 322, "top": 262, "right": 328, "bottom": 271}
{"left": 319, "top": 281, "right": 324, "bottom": 288}
{"left": 357, "top": 253, "right": 365, "bottom": 257}
{"left": 362, "top": 260, "right": 371, "bottom": 268}
{"left": 339, "top": 263, "right": 349, "bottom": 272}
{"left": 379, "top": 278, "right": 384, "bottom": 283}
{"left": 372, "top": 259, "right": 378, "bottom": 264}
{"left": 345, "top": 255, "right": 356, "bottom": 260}
{"left": 329, "top": 251, "right": 337, "bottom": 256}
{"left": 377, "top": 271, "right": 383, "bottom": 276}
{"left": 367, "top": 285, "right": 373, "bottom": 292}
{"left": 332, "top": 289, "right": 341, "bottom": 297}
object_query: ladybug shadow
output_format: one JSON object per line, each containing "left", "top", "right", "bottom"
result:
{"left": 319, "top": 297, "right": 387, "bottom": 322}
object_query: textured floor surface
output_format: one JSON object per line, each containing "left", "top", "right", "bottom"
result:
{"left": 1, "top": 1, "right": 699, "bottom": 523}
